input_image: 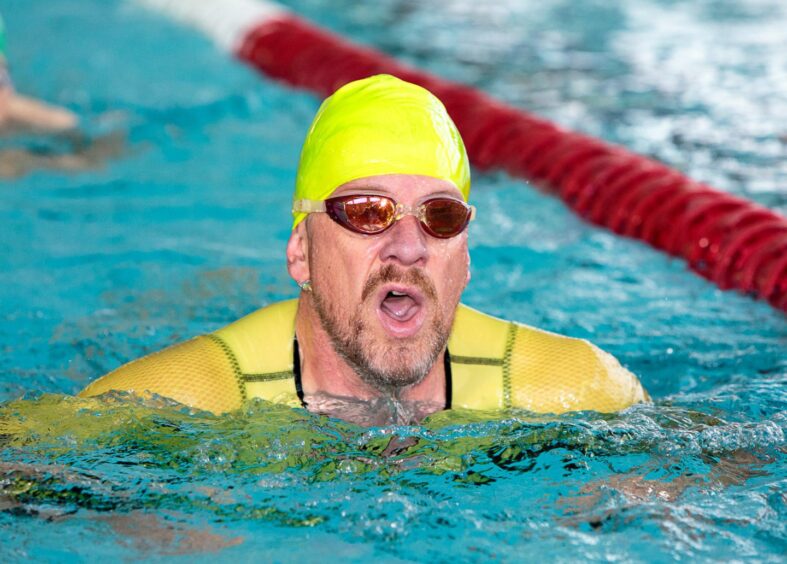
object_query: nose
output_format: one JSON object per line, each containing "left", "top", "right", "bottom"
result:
{"left": 379, "top": 215, "right": 428, "bottom": 267}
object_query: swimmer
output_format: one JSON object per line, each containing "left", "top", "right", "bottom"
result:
{"left": 80, "top": 74, "right": 649, "bottom": 425}
{"left": 0, "top": 14, "right": 76, "bottom": 132}
{"left": 0, "top": 12, "right": 123, "bottom": 178}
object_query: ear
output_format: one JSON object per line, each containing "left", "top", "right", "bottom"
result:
{"left": 286, "top": 220, "right": 311, "bottom": 285}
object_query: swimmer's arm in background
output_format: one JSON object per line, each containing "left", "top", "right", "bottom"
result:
{"left": 0, "top": 129, "right": 126, "bottom": 180}
{"left": 1, "top": 90, "right": 77, "bottom": 132}
{"left": 0, "top": 86, "right": 126, "bottom": 180}
{"left": 78, "top": 336, "right": 245, "bottom": 415}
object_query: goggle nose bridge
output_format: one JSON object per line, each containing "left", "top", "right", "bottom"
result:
{"left": 392, "top": 202, "right": 426, "bottom": 224}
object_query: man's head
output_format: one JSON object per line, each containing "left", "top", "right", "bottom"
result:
{"left": 287, "top": 75, "right": 472, "bottom": 394}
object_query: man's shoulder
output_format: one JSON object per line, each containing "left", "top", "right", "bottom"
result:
{"left": 449, "top": 303, "right": 592, "bottom": 359}
{"left": 78, "top": 334, "right": 245, "bottom": 413}
{"left": 450, "top": 303, "right": 649, "bottom": 413}
{"left": 79, "top": 299, "right": 300, "bottom": 414}
{"left": 451, "top": 303, "right": 590, "bottom": 344}
{"left": 214, "top": 299, "right": 298, "bottom": 344}
{"left": 211, "top": 298, "right": 298, "bottom": 384}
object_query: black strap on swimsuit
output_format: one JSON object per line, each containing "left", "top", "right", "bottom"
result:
{"left": 293, "top": 337, "right": 453, "bottom": 410}
{"left": 443, "top": 348, "right": 452, "bottom": 409}
{"left": 293, "top": 336, "right": 305, "bottom": 406}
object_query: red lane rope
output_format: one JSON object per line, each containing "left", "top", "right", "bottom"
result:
{"left": 237, "top": 15, "right": 786, "bottom": 312}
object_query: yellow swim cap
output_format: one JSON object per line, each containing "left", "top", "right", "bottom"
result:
{"left": 292, "top": 74, "right": 470, "bottom": 228}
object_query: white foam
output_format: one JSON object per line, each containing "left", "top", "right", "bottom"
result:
{"left": 137, "top": 0, "right": 286, "bottom": 52}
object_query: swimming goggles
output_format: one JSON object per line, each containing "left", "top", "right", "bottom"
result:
{"left": 293, "top": 194, "right": 476, "bottom": 238}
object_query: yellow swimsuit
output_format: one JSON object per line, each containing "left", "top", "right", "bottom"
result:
{"left": 79, "top": 300, "right": 649, "bottom": 414}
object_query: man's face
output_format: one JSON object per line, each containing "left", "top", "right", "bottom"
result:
{"left": 301, "top": 174, "right": 470, "bottom": 393}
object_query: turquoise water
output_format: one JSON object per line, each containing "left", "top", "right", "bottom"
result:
{"left": 1, "top": 0, "right": 785, "bottom": 561}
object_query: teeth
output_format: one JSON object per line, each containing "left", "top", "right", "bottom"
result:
{"left": 390, "top": 291, "right": 407, "bottom": 297}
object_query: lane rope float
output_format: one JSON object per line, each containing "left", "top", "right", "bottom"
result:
{"left": 140, "top": 0, "right": 787, "bottom": 312}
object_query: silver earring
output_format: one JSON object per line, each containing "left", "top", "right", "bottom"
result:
{"left": 298, "top": 280, "right": 313, "bottom": 293}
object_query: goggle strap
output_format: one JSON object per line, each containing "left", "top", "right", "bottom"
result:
{"left": 292, "top": 199, "right": 327, "bottom": 213}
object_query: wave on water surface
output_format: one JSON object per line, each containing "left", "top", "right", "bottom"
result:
{"left": 1, "top": 393, "right": 784, "bottom": 560}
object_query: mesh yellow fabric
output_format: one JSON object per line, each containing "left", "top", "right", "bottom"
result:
{"left": 448, "top": 305, "right": 648, "bottom": 413}
{"left": 244, "top": 379, "right": 300, "bottom": 407}
{"left": 448, "top": 305, "right": 507, "bottom": 410}
{"left": 214, "top": 300, "right": 296, "bottom": 374}
{"left": 78, "top": 300, "right": 648, "bottom": 416}
{"left": 504, "top": 323, "right": 649, "bottom": 413}
{"left": 78, "top": 336, "right": 245, "bottom": 414}
{"left": 215, "top": 299, "right": 300, "bottom": 407}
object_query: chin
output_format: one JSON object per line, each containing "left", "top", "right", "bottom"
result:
{"left": 358, "top": 317, "right": 447, "bottom": 391}
{"left": 312, "top": 277, "right": 454, "bottom": 392}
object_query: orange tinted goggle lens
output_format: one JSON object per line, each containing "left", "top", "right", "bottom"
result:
{"left": 420, "top": 198, "right": 472, "bottom": 237}
{"left": 328, "top": 195, "right": 396, "bottom": 234}
{"left": 324, "top": 195, "right": 471, "bottom": 238}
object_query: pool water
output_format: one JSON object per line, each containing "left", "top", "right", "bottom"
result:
{"left": 1, "top": 0, "right": 785, "bottom": 561}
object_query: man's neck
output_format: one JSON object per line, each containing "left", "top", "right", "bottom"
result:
{"left": 293, "top": 297, "right": 447, "bottom": 407}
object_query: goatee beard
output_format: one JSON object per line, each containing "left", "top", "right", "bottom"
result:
{"left": 311, "top": 264, "right": 449, "bottom": 394}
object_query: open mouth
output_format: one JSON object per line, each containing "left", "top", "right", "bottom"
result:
{"left": 376, "top": 285, "right": 427, "bottom": 337}
{"left": 381, "top": 289, "right": 419, "bottom": 320}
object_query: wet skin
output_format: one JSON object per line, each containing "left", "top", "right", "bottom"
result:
{"left": 287, "top": 174, "right": 471, "bottom": 423}
{"left": 0, "top": 85, "right": 124, "bottom": 179}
